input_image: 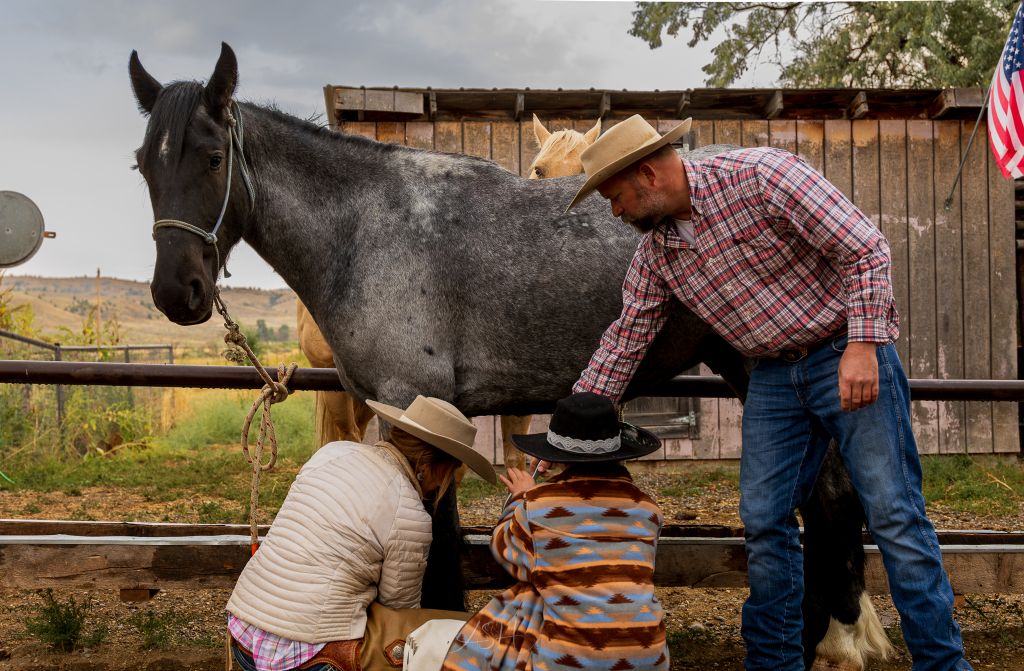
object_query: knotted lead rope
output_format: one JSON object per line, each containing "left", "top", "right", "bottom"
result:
{"left": 214, "top": 288, "right": 296, "bottom": 553}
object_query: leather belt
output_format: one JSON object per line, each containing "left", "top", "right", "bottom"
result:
{"left": 774, "top": 328, "right": 847, "bottom": 364}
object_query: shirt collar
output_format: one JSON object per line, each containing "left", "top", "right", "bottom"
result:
{"left": 652, "top": 158, "right": 705, "bottom": 250}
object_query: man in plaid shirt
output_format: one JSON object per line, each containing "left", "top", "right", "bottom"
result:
{"left": 567, "top": 115, "right": 971, "bottom": 671}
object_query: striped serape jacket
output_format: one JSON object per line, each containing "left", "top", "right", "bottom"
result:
{"left": 442, "top": 463, "right": 668, "bottom": 671}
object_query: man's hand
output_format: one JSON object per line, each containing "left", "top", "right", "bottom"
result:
{"left": 838, "top": 341, "right": 879, "bottom": 412}
{"left": 529, "top": 456, "right": 551, "bottom": 475}
{"left": 499, "top": 467, "right": 536, "bottom": 499}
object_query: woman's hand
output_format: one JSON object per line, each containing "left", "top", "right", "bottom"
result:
{"left": 499, "top": 467, "right": 536, "bottom": 498}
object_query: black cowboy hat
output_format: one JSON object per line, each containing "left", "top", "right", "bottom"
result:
{"left": 511, "top": 392, "right": 661, "bottom": 464}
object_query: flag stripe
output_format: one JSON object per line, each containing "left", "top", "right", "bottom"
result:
{"left": 990, "top": 1, "right": 1024, "bottom": 178}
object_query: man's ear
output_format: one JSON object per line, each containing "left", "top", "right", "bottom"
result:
{"left": 637, "top": 162, "right": 658, "bottom": 187}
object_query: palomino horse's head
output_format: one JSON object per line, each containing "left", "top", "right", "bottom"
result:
{"left": 129, "top": 43, "right": 248, "bottom": 325}
{"left": 527, "top": 114, "right": 601, "bottom": 179}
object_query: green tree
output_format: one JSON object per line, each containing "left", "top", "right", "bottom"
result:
{"left": 630, "top": 1, "right": 1017, "bottom": 88}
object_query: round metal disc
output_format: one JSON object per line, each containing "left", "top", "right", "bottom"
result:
{"left": 0, "top": 191, "right": 46, "bottom": 268}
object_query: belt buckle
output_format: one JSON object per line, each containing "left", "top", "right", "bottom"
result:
{"left": 779, "top": 346, "right": 809, "bottom": 363}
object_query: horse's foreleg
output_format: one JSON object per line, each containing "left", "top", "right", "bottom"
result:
{"left": 421, "top": 484, "right": 466, "bottom": 611}
{"left": 499, "top": 415, "right": 532, "bottom": 470}
{"left": 801, "top": 443, "right": 891, "bottom": 671}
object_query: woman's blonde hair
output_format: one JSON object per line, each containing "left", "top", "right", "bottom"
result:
{"left": 389, "top": 427, "right": 463, "bottom": 507}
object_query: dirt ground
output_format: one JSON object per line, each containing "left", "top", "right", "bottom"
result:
{"left": 1, "top": 467, "right": 1023, "bottom": 670}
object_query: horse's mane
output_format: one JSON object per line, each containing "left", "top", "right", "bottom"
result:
{"left": 144, "top": 82, "right": 514, "bottom": 178}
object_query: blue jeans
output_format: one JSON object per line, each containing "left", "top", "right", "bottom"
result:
{"left": 231, "top": 641, "right": 334, "bottom": 671}
{"left": 739, "top": 334, "right": 972, "bottom": 671}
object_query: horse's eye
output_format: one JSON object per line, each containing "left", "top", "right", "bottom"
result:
{"left": 533, "top": 167, "right": 544, "bottom": 178}
{"left": 209, "top": 154, "right": 224, "bottom": 170}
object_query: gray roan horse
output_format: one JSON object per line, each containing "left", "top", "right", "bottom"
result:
{"left": 130, "top": 44, "right": 889, "bottom": 670}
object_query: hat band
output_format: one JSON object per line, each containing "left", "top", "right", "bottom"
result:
{"left": 546, "top": 430, "right": 620, "bottom": 455}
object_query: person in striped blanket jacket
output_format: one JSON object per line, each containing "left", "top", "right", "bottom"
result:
{"left": 437, "top": 392, "right": 669, "bottom": 671}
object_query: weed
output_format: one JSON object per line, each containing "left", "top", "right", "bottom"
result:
{"left": 23, "top": 590, "right": 103, "bottom": 651}
{"left": 127, "top": 610, "right": 181, "bottom": 649}
{"left": 458, "top": 478, "right": 503, "bottom": 502}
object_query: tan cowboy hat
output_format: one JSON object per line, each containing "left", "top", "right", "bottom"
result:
{"left": 366, "top": 395, "right": 497, "bottom": 484}
{"left": 566, "top": 114, "right": 691, "bottom": 211}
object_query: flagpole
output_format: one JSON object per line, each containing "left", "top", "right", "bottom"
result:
{"left": 942, "top": 82, "right": 991, "bottom": 211}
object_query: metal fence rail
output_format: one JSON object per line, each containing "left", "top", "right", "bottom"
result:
{"left": 2, "top": 359, "right": 1024, "bottom": 401}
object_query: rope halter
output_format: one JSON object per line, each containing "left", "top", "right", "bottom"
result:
{"left": 151, "top": 101, "right": 255, "bottom": 280}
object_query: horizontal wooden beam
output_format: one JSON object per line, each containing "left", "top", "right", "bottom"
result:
{"left": 2, "top": 523, "right": 1022, "bottom": 594}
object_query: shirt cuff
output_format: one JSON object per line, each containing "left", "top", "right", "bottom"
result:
{"left": 847, "top": 317, "right": 890, "bottom": 343}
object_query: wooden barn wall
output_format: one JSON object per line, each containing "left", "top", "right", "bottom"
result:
{"left": 339, "top": 117, "right": 1018, "bottom": 462}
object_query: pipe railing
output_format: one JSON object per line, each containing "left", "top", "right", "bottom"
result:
{"left": 2, "top": 359, "right": 1024, "bottom": 401}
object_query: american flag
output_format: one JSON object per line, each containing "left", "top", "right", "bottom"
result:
{"left": 990, "top": 1, "right": 1024, "bottom": 178}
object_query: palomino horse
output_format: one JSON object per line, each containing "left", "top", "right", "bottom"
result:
{"left": 295, "top": 300, "right": 376, "bottom": 445}
{"left": 130, "top": 44, "right": 888, "bottom": 670}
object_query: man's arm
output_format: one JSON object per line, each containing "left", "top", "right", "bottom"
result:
{"left": 574, "top": 243, "right": 672, "bottom": 402}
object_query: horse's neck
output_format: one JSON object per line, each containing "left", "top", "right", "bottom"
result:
{"left": 239, "top": 107, "right": 379, "bottom": 316}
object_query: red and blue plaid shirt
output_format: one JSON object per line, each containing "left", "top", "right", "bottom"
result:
{"left": 228, "top": 614, "right": 325, "bottom": 671}
{"left": 575, "top": 146, "right": 899, "bottom": 402}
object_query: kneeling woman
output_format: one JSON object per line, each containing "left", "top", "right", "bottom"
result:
{"left": 226, "top": 395, "right": 497, "bottom": 671}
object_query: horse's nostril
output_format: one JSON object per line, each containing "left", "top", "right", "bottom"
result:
{"left": 186, "top": 278, "right": 206, "bottom": 312}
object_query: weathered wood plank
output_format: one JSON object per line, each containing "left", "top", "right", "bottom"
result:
{"left": 491, "top": 121, "right": 520, "bottom": 174}
{"left": 693, "top": 363, "right": 721, "bottom": 459}
{"left": 824, "top": 120, "right": 852, "bottom": 199}
{"left": 960, "top": 120, "right": 995, "bottom": 453}
{"left": 933, "top": 121, "right": 966, "bottom": 454}
{"left": 463, "top": 122, "right": 492, "bottom": 160}
{"left": 340, "top": 121, "right": 376, "bottom": 140}
{"left": 471, "top": 415, "right": 499, "bottom": 465}
{"left": 519, "top": 118, "right": 540, "bottom": 177}
{"left": 3, "top": 532, "right": 1022, "bottom": 593}
{"left": 715, "top": 120, "right": 742, "bottom": 146}
{"left": 768, "top": 119, "right": 797, "bottom": 154}
{"left": 851, "top": 121, "right": 881, "bottom": 231}
{"left": 691, "top": 120, "right": 715, "bottom": 149}
{"left": 405, "top": 121, "right": 434, "bottom": 150}
{"left": 796, "top": 120, "right": 825, "bottom": 173}
{"left": 906, "top": 120, "right": 939, "bottom": 454}
{"left": 879, "top": 120, "right": 911, "bottom": 367}
{"left": 375, "top": 121, "right": 405, "bottom": 145}
{"left": 987, "top": 121, "right": 1020, "bottom": 453}
{"left": 434, "top": 121, "right": 462, "bottom": 154}
{"left": 741, "top": 120, "right": 769, "bottom": 148}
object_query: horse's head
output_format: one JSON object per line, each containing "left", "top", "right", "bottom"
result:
{"left": 129, "top": 43, "right": 248, "bottom": 325}
{"left": 527, "top": 114, "right": 600, "bottom": 179}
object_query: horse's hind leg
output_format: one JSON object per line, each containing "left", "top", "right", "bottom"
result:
{"left": 801, "top": 442, "right": 891, "bottom": 671}
{"left": 500, "top": 415, "right": 532, "bottom": 470}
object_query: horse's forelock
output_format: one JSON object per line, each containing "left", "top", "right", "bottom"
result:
{"left": 140, "top": 81, "right": 204, "bottom": 164}
{"left": 543, "top": 129, "right": 589, "bottom": 155}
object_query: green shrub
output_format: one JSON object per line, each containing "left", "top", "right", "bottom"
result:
{"left": 23, "top": 589, "right": 104, "bottom": 651}
{"left": 127, "top": 610, "right": 180, "bottom": 649}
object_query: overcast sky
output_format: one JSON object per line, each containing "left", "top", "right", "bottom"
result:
{"left": 0, "top": 0, "right": 778, "bottom": 289}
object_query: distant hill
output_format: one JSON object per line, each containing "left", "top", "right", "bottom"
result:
{"left": 4, "top": 275, "right": 297, "bottom": 349}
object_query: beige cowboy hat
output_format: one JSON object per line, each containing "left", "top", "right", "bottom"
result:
{"left": 566, "top": 114, "right": 692, "bottom": 211}
{"left": 366, "top": 395, "right": 497, "bottom": 484}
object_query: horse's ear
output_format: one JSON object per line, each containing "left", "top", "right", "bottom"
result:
{"left": 584, "top": 118, "right": 602, "bottom": 145}
{"left": 129, "top": 50, "right": 162, "bottom": 116}
{"left": 532, "top": 114, "right": 551, "bottom": 146}
{"left": 204, "top": 42, "right": 238, "bottom": 115}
